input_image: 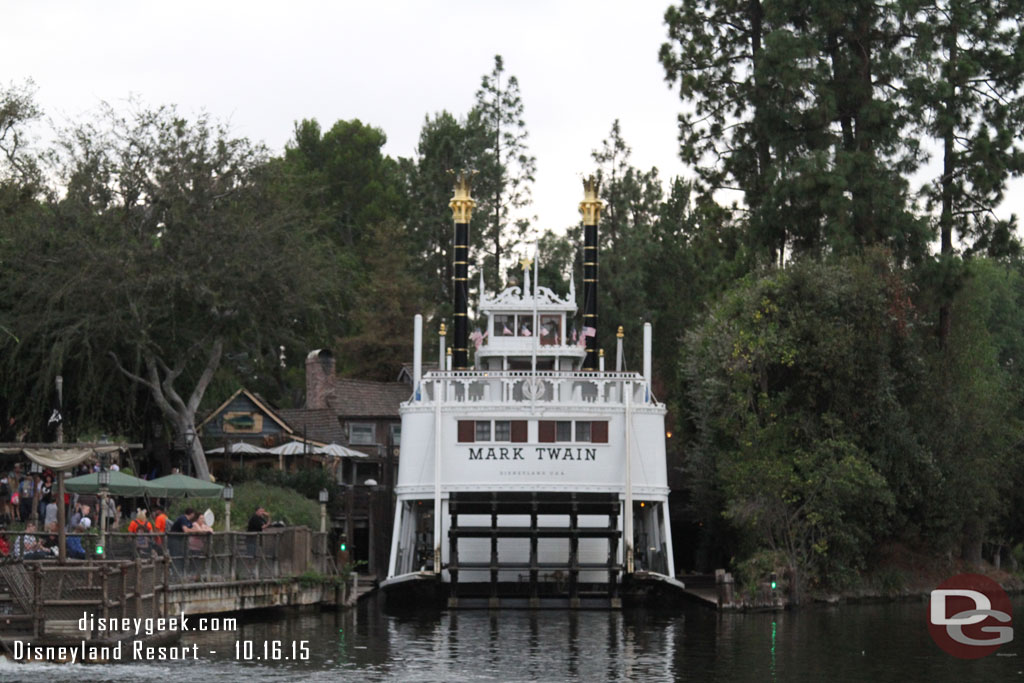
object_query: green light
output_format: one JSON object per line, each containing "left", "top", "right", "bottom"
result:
{"left": 771, "top": 580, "right": 777, "bottom": 590}
{"left": 95, "top": 545, "right": 104, "bottom": 555}
{"left": 339, "top": 543, "right": 347, "bottom": 551}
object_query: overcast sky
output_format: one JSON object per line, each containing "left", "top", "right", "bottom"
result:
{"left": 4, "top": 1, "right": 1020, "bottom": 239}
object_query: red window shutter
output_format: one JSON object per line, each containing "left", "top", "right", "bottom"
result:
{"left": 458, "top": 420, "right": 475, "bottom": 443}
{"left": 538, "top": 421, "right": 555, "bottom": 443}
{"left": 511, "top": 420, "right": 528, "bottom": 443}
{"left": 592, "top": 421, "right": 608, "bottom": 443}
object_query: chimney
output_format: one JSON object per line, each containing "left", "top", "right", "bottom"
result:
{"left": 305, "top": 349, "right": 336, "bottom": 409}
{"left": 449, "top": 173, "right": 476, "bottom": 370}
{"left": 579, "top": 177, "right": 604, "bottom": 370}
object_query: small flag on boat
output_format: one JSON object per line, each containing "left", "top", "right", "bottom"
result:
{"left": 470, "top": 329, "right": 488, "bottom": 350}
{"left": 578, "top": 326, "right": 595, "bottom": 347}
{"left": 520, "top": 324, "right": 532, "bottom": 337}
{"left": 503, "top": 324, "right": 513, "bottom": 336}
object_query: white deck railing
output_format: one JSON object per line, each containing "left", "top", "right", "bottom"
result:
{"left": 407, "top": 370, "right": 656, "bottom": 406}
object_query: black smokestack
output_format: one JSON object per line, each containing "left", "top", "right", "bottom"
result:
{"left": 449, "top": 174, "right": 475, "bottom": 370}
{"left": 580, "top": 177, "right": 603, "bottom": 370}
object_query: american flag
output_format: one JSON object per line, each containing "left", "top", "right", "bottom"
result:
{"left": 578, "top": 326, "right": 595, "bottom": 347}
{"left": 470, "top": 329, "right": 488, "bottom": 350}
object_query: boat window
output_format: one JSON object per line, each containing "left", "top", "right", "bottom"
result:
{"left": 540, "top": 315, "right": 561, "bottom": 346}
{"left": 475, "top": 421, "right": 492, "bottom": 441}
{"left": 494, "top": 421, "right": 511, "bottom": 441}
{"left": 517, "top": 316, "right": 533, "bottom": 337}
{"left": 495, "top": 314, "right": 515, "bottom": 336}
{"left": 575, "top": 421, "right": 591, "bottom": 442}
{"left": 556, "top": 421, "right": 572, "bottom": 442}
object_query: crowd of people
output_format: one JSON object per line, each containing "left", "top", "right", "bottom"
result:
{"left": 0, "top": 461, "right": 122, "bottom": 527}
{"left": 0, "top": 460, "right": 278, "bottom": 571}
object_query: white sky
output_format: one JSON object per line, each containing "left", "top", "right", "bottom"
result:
{"left": 3, "top": 0, "right": 1020, "bottom": 236}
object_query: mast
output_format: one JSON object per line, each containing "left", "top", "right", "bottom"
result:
{"left": 449, "top": 174, "right": 475, "bottom": 371}
{"left": 579, "top": 177, "right": 603, "bottom": 370}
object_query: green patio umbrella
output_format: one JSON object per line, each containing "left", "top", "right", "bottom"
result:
{"left": 64, "top": 470, "right": 156, "bottom": 496}
{"left": 146, "top": 473, "right": 224, "bottom": 498}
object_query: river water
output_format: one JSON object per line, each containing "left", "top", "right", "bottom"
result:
{"left": 2, "top": 593, "right": 1022, "bottom": 681}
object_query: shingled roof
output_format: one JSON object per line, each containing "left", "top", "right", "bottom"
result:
{"left": 276, "top": 408, "right": 346, "bottom": 444}
{"left": 333, "top": 378, "right": 411, "bottom": 418}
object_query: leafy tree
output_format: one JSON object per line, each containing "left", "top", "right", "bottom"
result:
{"left": 0, "top": 79, "right": 42, "bottom": 190}
{"left": 282, "top": 118, "right": 406, "bottom": 250}
{"left": 683, "top": 258, "right": 928, "bottom": 591}
{"left": 338, "top": 219, "right": 426, "bottom": 380}
{"left": 471, "top": 55, "right": 536, "bottom": 289}
{"left": 0, "top": 103, "right": 346, "bottom": 480}
{"left": 911, "top": 259, "right": 1024, "bottom": 562}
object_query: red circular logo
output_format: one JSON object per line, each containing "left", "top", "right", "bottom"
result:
{"left": 928, "top": 573, "right": 1013, "bottom": 659}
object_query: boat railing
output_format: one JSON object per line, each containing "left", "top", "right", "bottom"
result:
{"left": 411, "top": 370, "right": 657, "bottom": 406}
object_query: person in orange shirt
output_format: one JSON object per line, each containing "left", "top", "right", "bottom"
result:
{"left": 152, "top": 506, "right": 169, "bottom": 547}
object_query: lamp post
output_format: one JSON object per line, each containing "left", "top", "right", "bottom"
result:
{"left": 97, "top": 468, "right": 110, "bottom": 556}
{"left": 319, "top": 488, "right": 329, "bottom": 533}
{"left": 223, "top": 484, "right": 234, "bottom": 531}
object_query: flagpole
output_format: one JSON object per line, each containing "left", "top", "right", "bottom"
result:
{"left": 531, "top": 249, "right": 539, "bottom": 376}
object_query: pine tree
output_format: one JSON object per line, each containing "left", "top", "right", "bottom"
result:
{"left": 904, "top": 0, "right": 1024, "bottom": 342}
{"left": 471, "top": 55, "right": 536, "bottom": 289}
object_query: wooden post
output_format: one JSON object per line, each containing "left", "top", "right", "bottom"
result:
{"left": 32, "top": 565, "right": 41, "bottom": 638}
{"left": 135, "top": 557, "right": 142, "bottom": 616}
{"left": 102, "top": 566, "right": 110, "bottom": 622}
{"left": 163, "top": 556, "right": 170, "bottom": 617}
{"left": 120, "top": 564, "right": 127, "bottom": 621}
{"left": 228, "top": 531, "right": 237, "bottom": 580}
{"left": 57, "top": 470, "right": 67, "bottom": 564}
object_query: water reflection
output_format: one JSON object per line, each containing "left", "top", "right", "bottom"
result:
{"left": 2, "top": 594, "right": 1022, "bottom": 681}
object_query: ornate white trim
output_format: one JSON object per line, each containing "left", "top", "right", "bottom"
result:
{"left": 481, "top": 285, "right": 577, "bottom": 311}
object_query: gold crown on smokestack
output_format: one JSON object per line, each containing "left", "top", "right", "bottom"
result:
{"left": 449, "top": 172, "right": 476, "bottom": 223}
{"left": 579, "top": 175, "right": 603, "bottom": 225}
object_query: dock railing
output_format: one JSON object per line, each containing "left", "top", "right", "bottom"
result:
{"left": 0, "top": 556, "right": 170, "bottom": 638}
{"left": 2, "top": 526, "right": 339, "bottom": 586}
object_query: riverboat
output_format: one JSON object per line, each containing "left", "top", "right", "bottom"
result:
{"left": 381, "top": 176, "right": 684, "bottom": 608}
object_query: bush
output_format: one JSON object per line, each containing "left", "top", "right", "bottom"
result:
{"left": 166, "top": 480, "right": 321, "bottom": 531}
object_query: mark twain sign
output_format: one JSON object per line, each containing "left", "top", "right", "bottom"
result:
{"left": 467, "top": 447, "right": 598, "bottom": 461}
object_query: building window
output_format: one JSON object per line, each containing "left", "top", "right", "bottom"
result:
{"left": 390, "top": 424, "right": 401, "bottom": 446}
{"left": 350, "top": 423, "right": 375, "bottom": 445}
{"left": 475, "top": 421, "right": 491, "bottom": 442}
{"left": 494, "top": 420, "right": 511, "bottom": 441}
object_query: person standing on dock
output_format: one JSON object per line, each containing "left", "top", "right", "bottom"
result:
{"left": 153, "top": 506, "right": 169, "bottom": 547}
{"left": 246, "top": 506, "right": 270, "bottom": 556}
{"left": 169, "top": 508, "right": 201, "bottom": 575}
